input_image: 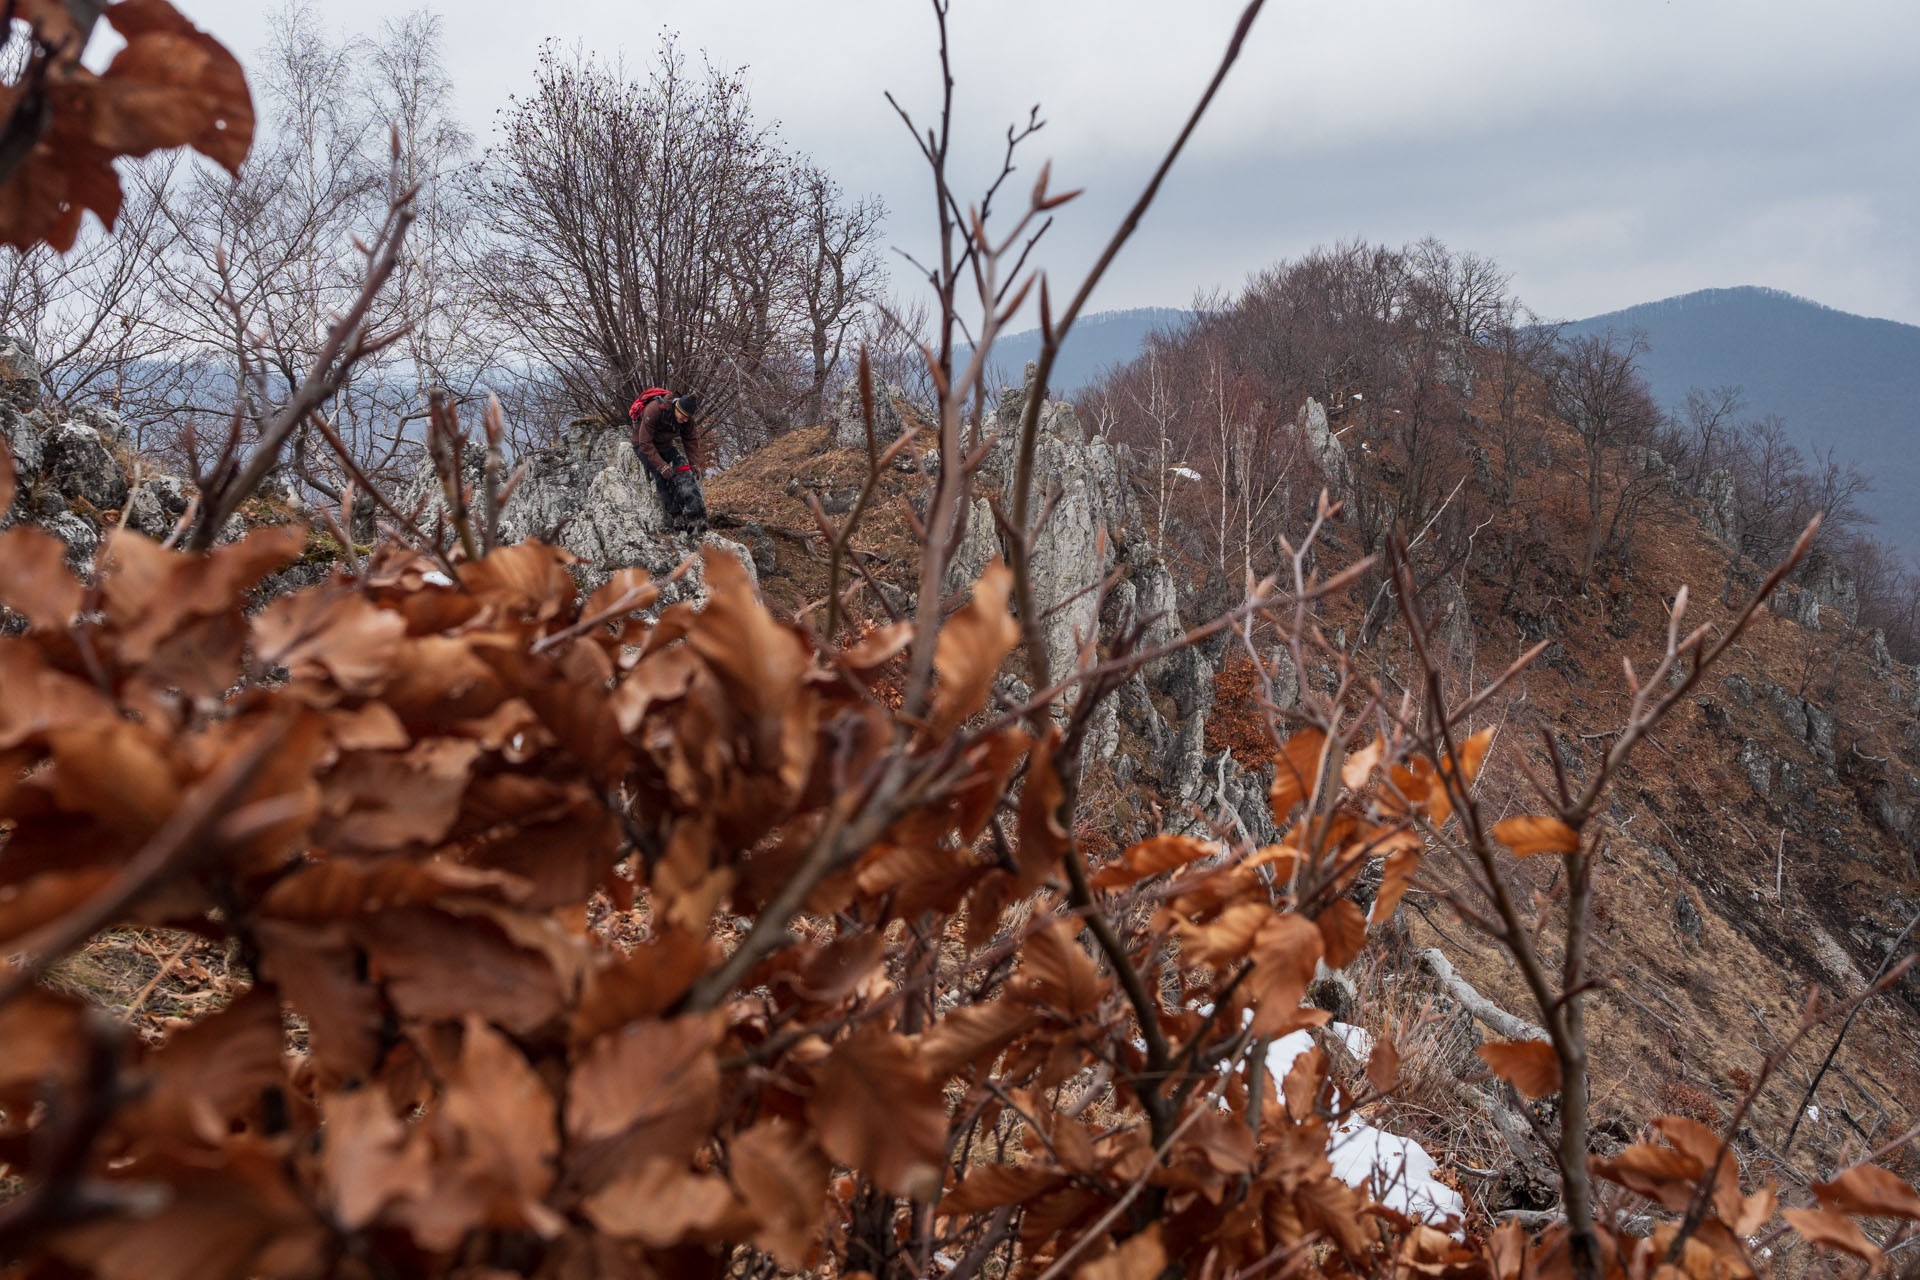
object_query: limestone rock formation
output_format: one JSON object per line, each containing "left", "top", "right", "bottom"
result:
{"left": 1298, "top": 397, "right": 1351, "bottom": 500}
{"left": 830, "top": 378, "right": 912, "bottom": 451}
{"left": 405, "top": 420, "right": 756, "bottom": 606}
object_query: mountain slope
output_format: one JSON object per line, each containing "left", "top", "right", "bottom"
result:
{"left": 1560, "top": 287, "right": 1920, "bottom": 556}
{"left": 965, "top": 306, "right": 1192, "bottom": 396}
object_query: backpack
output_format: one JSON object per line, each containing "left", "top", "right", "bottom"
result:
{"left": 629, "top": 387, "right": 671, "bottom": 421}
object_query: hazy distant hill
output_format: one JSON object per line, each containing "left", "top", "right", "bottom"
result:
{"left": 1560, "top": 286, "right": 1920, "bottom": 557}
{"left": 967, "top": 306, "right": 1192, "bottom": 397}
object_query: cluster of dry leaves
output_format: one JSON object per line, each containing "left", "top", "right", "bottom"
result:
{"left": 0, "top": 493, "right": 1914, "bottom": 1279}
{"left": 0, "top": 0, "right": 252, "bottom": 251}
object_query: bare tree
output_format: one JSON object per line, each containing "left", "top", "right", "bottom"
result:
{"left": 1547, "top": 327, "right": 1660, "bottom": 588}
{"left": 474, "top": 36, "right": 880, "bottom": 460}
{"left": 795, "top": 166, "right": 884, "bottom": 426}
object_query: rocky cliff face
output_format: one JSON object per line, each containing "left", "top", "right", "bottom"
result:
{"left": 0, "top": 339, "right": 210, "bottom": 573}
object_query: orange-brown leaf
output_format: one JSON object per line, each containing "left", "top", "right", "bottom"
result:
{"left": 808, "top": 1026, "right": 947, "bottom": 1200}
{"left": 1367, "top": 1036, "right": 1402, "bottom": 1095}
{"left": 1476, "top": 1040, "right": 1562, "bottom": 1099}
{"left": 1018, "top": 921, "right": 1106, "bottom": 1020}
{"left": 582, "top": 1159, "right": 735, "bottom": 1245}
{"left": 1015, "top": 725, "right": 1069, "bottom": 889}
{"left": 0, "top": 525, "right": 84, "bottom": 630}
{"left": 1813, "top": 1163, "right": 1920, "bottom": 1220}
{"left": 1370, "top": 846, "right": 1422, "bottom": 925}
{"left": 253, "top": 587, "right": 407, "bottom": 695}
{"left": 1492, "top": 816, "right": 1580, "bottom": 857}
{"left": 1270, "top": 727, "right": 1327, "bottom": 821}
{"left": 1089, "top": 834, "right": 1215, "bottom": 890}
{"left": 727, "top": 1119, "right": 829, "bottom": 1267}
{"left": 920, "top": 999, "right": 1038, "bottom": 1077}
{"left": 1245, "top": 912, "right": 1325, "bottom": 1038}
{"left": 1447, "top": 727, "right": 1495, "bottom": 789}
{"left": 567, "top": 1013, "right": 723, "bottom": 1153}
{"left": 932, "top": 561, "right": 1018, "bottom": 735}
{"left": 1076, "top": 1225, "right": 1166, "bottom": 1280}
{"left": 98, "top": 0, "right": 255, "bottom": 172}
{"left": 1316, "top": 898, "right": 1368, "bottom": 970}
{"left": 1782, "top": 1207, "right": 1882, "bottom": 1264}
{"left": 937, "top": 1162, "right": 1067, "bottom": 1216}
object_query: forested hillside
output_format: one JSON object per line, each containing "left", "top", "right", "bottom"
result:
{"left": 1562, "top": 287, "right": 1920, "bottom": 557}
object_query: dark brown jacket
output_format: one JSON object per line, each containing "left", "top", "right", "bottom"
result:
{"left": 629, "top": 397, "right": 703, "bottom": 473}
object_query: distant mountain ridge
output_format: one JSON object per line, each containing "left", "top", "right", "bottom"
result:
{"left": 1560, "top": 286, "right": 1920, "bottom": 558}
{"left": 968, "top": 306, "right": 1193, "bottom": 397}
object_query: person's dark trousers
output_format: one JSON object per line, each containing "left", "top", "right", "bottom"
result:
{"left": 637, "top": 439, "right": 688, "bottom": 513}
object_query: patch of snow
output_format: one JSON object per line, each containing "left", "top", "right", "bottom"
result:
{"left": 1329, "top": 1119, "right": 1464, "bottom": 1226}
{"left": 422, "top": 570, "right": 454, "bottom": 587}
{"left": 1170, "top": 466, "right": 1203, "bottom": 482}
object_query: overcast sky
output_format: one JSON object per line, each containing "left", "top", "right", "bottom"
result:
{"left": 155, "top": 0, "right": 1920, "bottom": 328}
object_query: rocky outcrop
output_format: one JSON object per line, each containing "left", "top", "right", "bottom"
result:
{"left": 404, "top": 420, "right": 756, "bottom": 607}
{"left": 1298, "top": 397, "right": 1351, "bottom": 500}
{"left": 1701, "top": 469, "right": 1737, "bottom": 547}
{"left": 830, "top": 378, "right": 912, "bottom": 451}
{"left": 42, "top": 421, "right": 128, "bottom": 511}
{"left": 0, "top": 336, "right": 41, "bottom": 413}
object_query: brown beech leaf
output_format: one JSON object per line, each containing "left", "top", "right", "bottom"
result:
{"left": 571, "top": 930, "right": 715, "bottom": 1045}
{"left": 0, "top": 525, "right": 85, "bottom": 630}
{"left": 1492, "top": 816, "right": 1580, "bottom": 857}
{"left": 440, "top": 1017, "right": 562, "bottom": 1239}
{"left": 1315, "top": 898, "right": 1368, "bottom": 971}
{"left": 253, "top": 587, "right": 407, "bottom": 695}
{"left": 254, "top": 921, "right": 381, "bottom": 1086}
{"left": 1015, "top": 725, "right": 1069, "bottom": 889}
{"left": 1089, "top": 834, "right": 1214, "bottom": 890}
{"left": 567, "top": 1013, "right": 723, "bottom": 1152}
{"left": 1782, "top": 1207, "right": 1882, "bottom": 1264}
{"left": 1270, "top": 727, "right": 1327, "bottom": 821}
{"left": 1245, "top": 912, "right": 1324, "bottom": 1037}
{"left": 322, "top": 1088, "right": 434, "bottom": 1231}
{"left": 1019, "top": 921, "right": 1106, "bottom": 1020}
{"left": 584, "top": 1158, "right": 736, "bottom": 1246}
{"left": 1813, "top": 1163, "right": 1920, "bottom": 1220}
{"left": 838, "top": 620, "right": 912, "bottom": 671}
{"left": 0, "top": 869, "right": 116, "bottom": 947}
{"left": 1592, "top": 1142, "right": 1702, "bottom": 1213}
{"left": 931, "top": 560, "right": 1017, "bottom": 735}
{"left": 355, "top": 907, "right": 565, "bottom": 1035}
{"left": 1076, "top": 1225, "right": 1165, "bottom": 1280}
{"left": 97, "top": 0, "right": 254, "bottom": 171}
{"left": 1447, "top": 727, "right": 1495, "bottom": 789}
{"left": 1283, "top": 1043, "right": 1328, "bottom": 1122}
{"left": 46, "top": 721, "right": 182, "bottom": 833}
{"left": 121, "top": 989, "right": 286, "bottom": 1147}
{"left": 1370, "top": 846, "right": 1422, "bottom": 925}
{"left": 1366, "top": 1037, "right": 1402, "bottom": 1095}
{"left": 48, "top": 1141, "right": 325, "bottom": 1280}
{"left": 808, "top": 1025, "right": 947, "bottom": 1200}
{"left": 920, "top": 998, "right": 1038, "bottom": 1077}
{"left": 728, "top": 1119, "right": 830, "bottom": 1268}
{"left": 460, "top": 540, "right": 577, "bottom": 623}
{"left": 938, "top": 1162, "right": 1067, "bottom": 1216}
{"left": 1476, "top": 1040, "right": 1562, "bottom": 1098}
{"left": 314, "top": 738, "right": 480, "bottom": 853}
{"left": 1341, "top": 734, "right": 1384, "bottom": 791}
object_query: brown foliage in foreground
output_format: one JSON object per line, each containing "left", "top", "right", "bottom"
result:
{"left": 0, "top": 506, "right": 1915, "bottom": 1279}
{"left": 0, "top": 0, "right": 253, "bottom": 252}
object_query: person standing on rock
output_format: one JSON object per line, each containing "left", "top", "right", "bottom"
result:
{"left": 628, "top": 388, "right": 708, "bottom": 533}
